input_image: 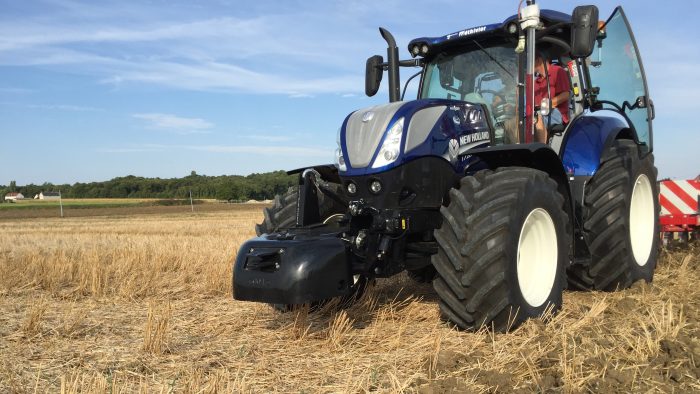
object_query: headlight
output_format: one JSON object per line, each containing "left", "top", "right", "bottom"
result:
{"left": 372, "top": 117, "right": 404, "bottom": 168}
{"left": 335, "top": 127, "right": 347, "bottom": 171}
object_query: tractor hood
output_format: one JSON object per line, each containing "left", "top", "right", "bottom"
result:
{"left": 336, "top": 99, "right": 492, "bottom": 176}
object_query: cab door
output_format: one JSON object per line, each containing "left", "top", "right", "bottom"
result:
{"left": 588, "top": 7, "right": 653, "bottom": 152}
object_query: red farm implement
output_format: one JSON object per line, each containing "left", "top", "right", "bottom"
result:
{"left": 659, "top": 179, "right": 700, "bottom": 244}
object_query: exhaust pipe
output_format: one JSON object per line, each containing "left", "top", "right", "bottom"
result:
{"left": 379, "top": 27, "right": 401, "bottom": 102}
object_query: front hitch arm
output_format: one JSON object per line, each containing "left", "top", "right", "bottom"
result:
{"left": 297, "top": 169, "right": 321, "bottom": 226}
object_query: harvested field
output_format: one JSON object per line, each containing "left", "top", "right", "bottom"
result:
{"left": 0, "top": 202, "right": 265, "bottom": 220}
{"left": 1, "top": 206, "right": 699, "bottom": 392}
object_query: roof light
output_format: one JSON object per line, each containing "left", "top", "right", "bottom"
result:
{"left": 507, "top": 22, "right": 518, "bottom": 34}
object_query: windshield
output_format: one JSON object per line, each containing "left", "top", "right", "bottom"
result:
{"left": 421, "top": 41, "right": 520, "bottom": 144}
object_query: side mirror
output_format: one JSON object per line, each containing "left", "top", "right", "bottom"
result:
{"left": 570, "top": 5, "right": 599, "bottom": 58}
{"left": 365, "top": 55, "right": 384, "bottom": 97}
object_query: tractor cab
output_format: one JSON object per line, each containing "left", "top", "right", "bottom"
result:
{"left": 410, "top": 10, "right": 575, "bottom": 145}
{"left": 364, "top": 4, "right": 652, "bottom": 162}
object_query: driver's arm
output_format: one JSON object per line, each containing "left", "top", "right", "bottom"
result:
{"left": 551, "top": 66, "right": 571, "bottom": 109}
{"left": 551, "top": 91, "right": 570, "bottom": 108}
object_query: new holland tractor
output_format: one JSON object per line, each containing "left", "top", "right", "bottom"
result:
{"left": 233, "top": 1, "right": 659, "bottom": 331}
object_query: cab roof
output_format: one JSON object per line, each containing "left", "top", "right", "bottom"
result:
{"left": 407, "top": 9, "right": 572, "bottom": 56}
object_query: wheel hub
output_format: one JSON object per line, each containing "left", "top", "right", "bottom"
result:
{"left": 630, "top": 174, "right": 654, "bottom": 266}
{"left": 517, "top": 208, "right": 558, "bottom": 307}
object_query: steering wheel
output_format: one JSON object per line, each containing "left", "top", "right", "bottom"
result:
{"left": 478, "top": 89, "right": 501, "bottom": 96}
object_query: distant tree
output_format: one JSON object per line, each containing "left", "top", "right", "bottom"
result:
{"left": 190, "top": 170, "right": 197, "bottom": 177}
{"left": 3, "top": 170, "right": 296, "bottom": 200}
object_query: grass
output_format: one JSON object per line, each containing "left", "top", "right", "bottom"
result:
{"left": 0, "top": 198, "right": 217, "bottom": 210}
{"left": 0, "top": 199, "right": 260, "bottom": 219}
{"left": 0, "top": 207, "right": 698, "bottom": 392}
{"left": 0, "top": 198, "right": 150, "bottom": 210}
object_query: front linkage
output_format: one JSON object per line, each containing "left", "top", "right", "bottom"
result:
{"left": 233, "top": 168, "right": 441, "bottom": 306}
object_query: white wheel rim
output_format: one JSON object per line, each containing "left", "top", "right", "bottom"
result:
{"left": 517, "top": 208, "right": 558, "bottom": 307}
{"left": 629, "top": 174, "right": 654, "bottom": 266}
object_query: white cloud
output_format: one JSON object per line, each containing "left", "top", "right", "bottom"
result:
{"left": 91, "top": 60, "right": 362, "bottom": 95}
{"left": 0, "top": 3, "right": 372, "bottom": 96}
{"left": 133, "top": 113, "right": 214, "bottom": 134}
{"left": 187, "top": 145, "right": 331, "bottom": 158}
{"left": 98, "top": 147, "right": 161, "bottom": 153}
{"left": 289, "top": 93, "right": 314, "bottom": 99}
{"left": 0, "top": 15, "right": 270, "bottom": 51}
{"left": 98, "top": 143, "right": 331, "bottom": 158}
{"left": 247, "top": 135, "right": 294, "bottom": 142}
{"left": 27, "top": 104, "right": 101, "bottom": 111}
{"left": 0, "top": 87, "right": 34, "bottom": 94}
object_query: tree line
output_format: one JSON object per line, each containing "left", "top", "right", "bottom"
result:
{"left": 0, "top": 171, "right": 297, "bottom": 201}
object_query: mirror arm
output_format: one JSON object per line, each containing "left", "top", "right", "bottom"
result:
{"left": 401, "top": 71, "right": 423, "bottom": 101}
{"left": 399, "top": 59, "right": 423, "bottom": 67}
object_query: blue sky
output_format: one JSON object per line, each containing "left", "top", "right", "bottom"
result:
{"left": 1, "top": 0, "right": 698, "bottom": 184}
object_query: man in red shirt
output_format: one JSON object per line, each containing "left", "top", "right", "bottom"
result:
{"left": 534, "top": 55, "right": 570, "bottom": 143}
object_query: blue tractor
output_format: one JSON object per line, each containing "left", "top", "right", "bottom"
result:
{"left": 233, "top": 1, "right": 658, "bottom": 331}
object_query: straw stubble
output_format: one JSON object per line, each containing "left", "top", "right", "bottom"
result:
{"left": 0, "top": 206, "right": 698, "bottom": 392}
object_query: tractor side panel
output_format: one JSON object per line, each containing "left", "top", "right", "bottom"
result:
{"left": 560, "top": 115, "right": 629, "bottom": 176}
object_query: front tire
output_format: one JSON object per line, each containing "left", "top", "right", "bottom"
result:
{"left": 567, "top": 140, "right": 659, "bottom": 290}
{"left": 407, "top": 265, "right": 437, "bottom": 283}
{"left": 432, "top": 168, "right": 571, "bottom": 332}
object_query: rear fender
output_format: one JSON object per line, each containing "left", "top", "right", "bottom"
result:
{"left": 559, "top": 114, "right": 640, "bottom": 176}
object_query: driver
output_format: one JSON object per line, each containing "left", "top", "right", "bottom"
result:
{"left": 534, "top": 55, "right": 571, "bottom": 143}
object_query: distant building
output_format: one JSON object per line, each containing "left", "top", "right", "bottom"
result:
{"left": 4, "top": 192, "right": 24, "bottom": 201}
{"left": 39, "top": 191, "right": 60, "bottom": 200}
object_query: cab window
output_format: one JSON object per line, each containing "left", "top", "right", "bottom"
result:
{"left": 421, "top": 42, "right": 519, "bottom": 144}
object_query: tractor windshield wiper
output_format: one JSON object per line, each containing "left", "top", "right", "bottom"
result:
{"left": 472, "top": 40, "right": 515, "bottom": 81}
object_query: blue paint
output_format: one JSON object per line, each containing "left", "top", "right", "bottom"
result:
{"left": 560, "top": 113, "right": 628, "bottom": 176}
{"left": 339, "top": 99, "right": 490, "bottom": 176}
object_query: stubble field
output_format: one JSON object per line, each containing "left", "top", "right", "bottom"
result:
{"left": 1, "top": 204, "right": 699, "bottom": 393}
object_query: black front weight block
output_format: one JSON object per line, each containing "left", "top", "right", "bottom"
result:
{"left": 232, "top": 233, "right": 353, "bottom": 305}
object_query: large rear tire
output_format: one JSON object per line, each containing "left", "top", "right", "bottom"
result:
{"left": 255, "top": 185, "right": 367, "bottom": 311}
{"left": 432, "top": 168, "right": 571, "bottom": 332}
{"left": 567, "top": 140, "right": 659, "bottom": 290}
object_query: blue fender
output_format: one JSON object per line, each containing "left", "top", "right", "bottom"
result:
{"left": 560, "top": 114, "right": 633, "bottom": 176}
